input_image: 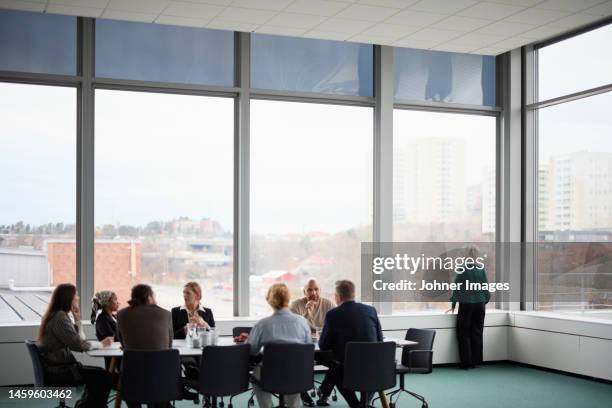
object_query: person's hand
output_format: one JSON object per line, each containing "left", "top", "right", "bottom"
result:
{"left": 234, "top": 333, "right": 249, "bottom": 343}
{"left": 445, "top": 307, "right": 455, "bottom": 314}
{"left": 189, "top": 313, "right": 207, "bottom": 327}
{"left": 71, "top": 304, "right": 81, "bottom": 322}
{"left": 101, "top": 337, "right": 113, "bottom": 347}
{"left": 305, "top": 300, "right": 318, "bottom": 312}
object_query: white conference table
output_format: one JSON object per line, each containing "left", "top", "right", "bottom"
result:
{"left": 88, "top": 337, "right": 416, "bottom": 408}
{"left": 87, "top": 337, "right": 417, "bottom": 357}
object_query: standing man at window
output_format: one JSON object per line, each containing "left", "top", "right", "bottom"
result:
{"left": 290, "top": 279, "right": 335, "bottom": 406}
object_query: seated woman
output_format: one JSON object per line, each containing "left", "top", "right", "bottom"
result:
{"left": 39, "top": 283, "right": 113, "bottom": 408}
{"left": 171, "top": 281, "right": 215, "bottom": 339}
{"left": 247, "top": 283, "right": 311, "bottom": 408}
{"left": 91, "top": 290, "right": 119, "bottom": 341}
{"left": 90, "top": 290, "right": 120, "bottom": 372}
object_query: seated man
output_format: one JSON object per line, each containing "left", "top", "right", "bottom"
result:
{"left": 247, "top": 283, "right": 311, "bottom": 408}
{"left": 318, "top": 280, "right": 383, "bottom": 408}
{"left": 290, "top": 279, "right": 334, "bottom": 406}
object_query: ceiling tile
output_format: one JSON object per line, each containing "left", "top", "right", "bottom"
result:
{"left": 458, "top": 2, "right": 525, "bottom": 20}
{"left": 362, "top": 22, "right": 421, "bottom": 36}
{"left": 431, "top": 43, "right": 480, "bottom": 53}
{"left": 0, "top": 0, "right": 45, "bottom": 12}
{"left": 49, "top": 0, "right": 109, "bottom": 8}
{"left": 230, "top": 0, "right": 292, "bottom": 11}
{"left": 490, "top": 36, "right": 532, "bottom": 48}
{"left": 206, "top": 19, "right": 259, "bottom": 32}
{"left": 265, "top": 12, "right": 328, "bottom": 29}
{"left": 357, "top": 0, "right": 419, "bottom": 8}
{"left": 431, "top": 15, "right": 493, "bottom": 31}
{"left": 215, "top": 7, "right": 277, "bottom": 24}
{"left": 447, "top": 32, "right": 507, "bottom": 47}
{"left": 406, "top": 27, "right": 464, "bottom": 42}
{"left": 385, "top": 10, "right": 447, "bottom": 26}
{"left": 393, "top": 37, "right": 441, "bottom": 48}
{"left": 336, "top": 4, "right": 400, "bottom": 21}
{"left": 155, "top": 15, "right": 209, "bottom": 27}
{"left": 164, "top": 2, "right": 224, "bottom": 19}
{"left": 519, "top": 24, "right": 564, "bottom": 39}
{"left": 101, "top": 10, "right": 157, "bottom": 23}
{"left": 486, "top": 0, "right": 541, "bottom": 5}
{"left": 315, "top": 18, "right": 374, "bottom": 34}
{"left": 303, "top": 30, "right": 351, "bottom": 41}
{"left": 187, "top": 0, "right": 232, "bottom": 4}
{"left": 505, "top": 8, "right": 570, "bottom": 24}
{"left": 534, "top": 0, "right": 605, "bottom": 13}
{"left": 350, "top": 33, "right": 400, "bottom": 44}
{"left": 107, "top": 0, "right": 170, "bottom": 14}
{"left": 46, "top": 4, "right": 103, "bottom": 17}
{"left": 583, "top": 0, "right": 612, "bottom": 16}
{"left": 409, "top": 0, "right": 478, "bottom": 15}
{"left": 285, "top": 0, "right": 350, "bottom": 17}
{"left": 256, "top": 25, "right": 308, "bottom": 37}
{"left": 547, "top": 12, "right": 605, "bottom": 28}
{"left": 474, "top": 20, "right": 536, "bottom": 36}
{"left": 472, "top": 46, "right": 506, "bottom": 55}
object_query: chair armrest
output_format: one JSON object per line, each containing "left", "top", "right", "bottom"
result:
{"left": 407, "top": 350, "right": 433, "bottom": 374}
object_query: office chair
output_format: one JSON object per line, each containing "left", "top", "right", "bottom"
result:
{"left": 386, "top": 328, "right": 436, "bottom": 408}
{"left": 25, "top": 339, "right": 70, "bottom": 408}
{"left": 253, "top": 342, "right": 314, "bottom": 408}
{"left": 343, "top": 341, "right": 396, "bottom": 408}
{"left": 121, "top": 349, "right": 182, "bottom": 406}
{"left": 231, "top": 326, "right": 252, "bottom": 337}
{"left": 196, "top": 344, "right": 250, "bottom": 408}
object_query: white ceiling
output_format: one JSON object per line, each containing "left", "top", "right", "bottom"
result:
{"left": 1, "top": 0, "right": 611, "bottom": 55}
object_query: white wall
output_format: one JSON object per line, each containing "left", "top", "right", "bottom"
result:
{"left": 1, "top": 310, "right": 610, "bottom": 386}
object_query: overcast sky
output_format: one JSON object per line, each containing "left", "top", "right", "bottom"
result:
{"left": 1, "top": 24, "right": 611, "bottom": 233}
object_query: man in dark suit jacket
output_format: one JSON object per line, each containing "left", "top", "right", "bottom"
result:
{"left": 318, "top": 280, "right": 383, "bottom": 407}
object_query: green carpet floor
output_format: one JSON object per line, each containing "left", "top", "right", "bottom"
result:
{"left": 1, "top": 363, "right": 611, "bottom": 407}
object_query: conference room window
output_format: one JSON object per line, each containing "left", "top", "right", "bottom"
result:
{"left": 250, "top": 100, "right": 373, "bottom": 316}
{"left": 95, "top": 90, "right": 234, "bottom": 316}
{"left": 393, "top": 109, "right": 497, "bottom": 313}
{"left": 0, "top": 83, "right": 76, "bottom": 323}
{"left": 251, "top": 34, "right": 374, "bottom": 97}
{"left": 536, "top": 25, "right": 612, "bottom": 315}
{"left": 95, "top": 19, "right": 234, "bottom": 86}
{"left": 0, "top": 9, "right": 76, "bottom": 75}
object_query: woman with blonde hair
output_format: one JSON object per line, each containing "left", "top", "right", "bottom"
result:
{"left": 247, "top": 283, "right": 311, "bottom": 408}
{"left": 171, "top": 281, "right": 215, "bottom": 339}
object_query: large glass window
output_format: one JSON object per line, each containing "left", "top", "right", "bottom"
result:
{"left": 537, "top": 91, "right": 612, "bottom": 314}
{"left": 0, "top": 83, "right": 76, "bottom": 323}
{"left": 95, "top": 90, "right": 234, "bottom": 316}
{"left": 538, "top": 23, "right": 612, "bottom": 101}
{"left": 96, "top": 20, "right": 234, "bottom": 86}
{"left": 393, "top": 110, "right": 497, "bottom": 312}
{"left": 0, "top": 9, "right": 76, "bottom": 75}
{"left": 250, "top": 100, "right": 373, "bottom": 316}
{"left": 251, "top": 34, "right": 373, "bottom": 97}
{"left": 394, "top": 48, "right": 496, "bottom": 106}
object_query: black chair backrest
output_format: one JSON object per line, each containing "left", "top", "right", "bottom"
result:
{"left": 343, "top": 342, "right": 396, "bottom": 393}
{"left": 232, "top": 326, "right": 252, "bottom": 337}
{"left": 199, "top": 344, "right": 250, "bottom": 397}
{"left": 402, "top": 328, "right": 436, "bottom": 371}
{"left": 25, "top": 340, "right": 46, "bottom": 387}
{"left": 121, "top": 349, "right": 182, "bottom": 404}
{"left": 260, "top": 343, "right": 314, "bottom": 394}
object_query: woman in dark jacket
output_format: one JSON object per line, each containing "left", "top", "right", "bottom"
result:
{"left": 90, "top": 290, "right": 119, "bottom": 341}
{"left": 446, "top": 247, "right": 491, "bottom": 369}
{"left": 39, "top": 283, "right": 113, "bottom": 407}
{"left": 91, "top": 290, "right": 119, "bottom": 373}
{"left": 171, "top": 281, "right": 215, "bottom": 339}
